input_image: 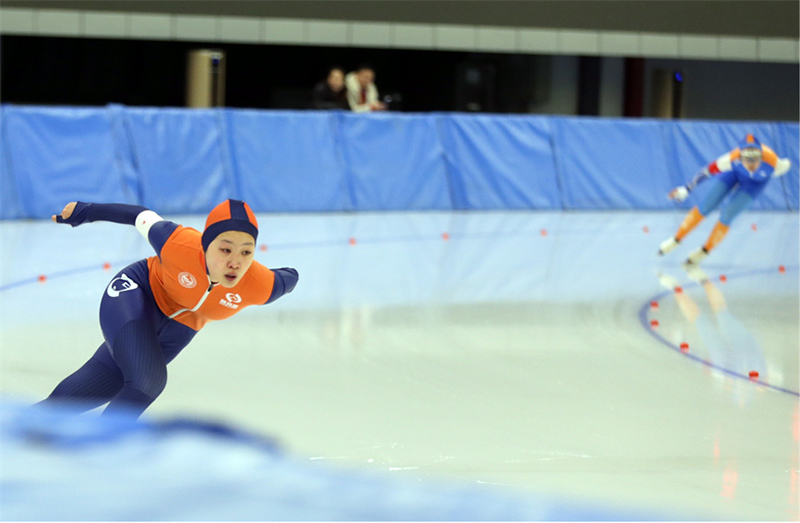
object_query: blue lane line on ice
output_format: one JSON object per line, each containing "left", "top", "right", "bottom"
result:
{"left": 639, "top": 265, "right": 800, "bottom": 397}
{"left": 269, "top": 230, "right": 549, "bottom": 250}
{"left": 0, "top": 229, "right": 553, "bottom": 290}
{"left": 0, "top": 262, "right": 137, "bottom": 292}
{"left": 4, "top": 231, "right": 798, "bottom": 399}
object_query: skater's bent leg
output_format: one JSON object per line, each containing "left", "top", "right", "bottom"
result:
{"left": 702, "top": 189, "right": 754, "bottom": 254}
{"left": 719, "top": 189, "right": 755, "bottom": 227}
{"left": 702, "top": 221, "right": 730, "bottom": 253}
{"left": 697, "top": 178, "right": 732, "bottom": 218}
{"left": 102, "top": 319, "right": 167, "bottom": 419}
{"left": 674, "top": 177, "right": 734, "bottom": 242}
{"left": 675, "top": 207, "right": 705, "bottom": 241}
{"left": 96, "top": 262, "right": 168, "bottom": 419}
{"left": 38, "top": 345, "right": 123, "bottom": 412}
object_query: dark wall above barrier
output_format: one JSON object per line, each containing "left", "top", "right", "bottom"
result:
{"left": 1, "top": 104, "right": 797, "bottom": 219}
{"left": 4, "top": 1, "right": 798, "bottom": 38}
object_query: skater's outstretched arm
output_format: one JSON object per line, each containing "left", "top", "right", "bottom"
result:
{"left": 52, "top": 201, "right": 147, "bottom": 226}
{"left": 684, "top": 166, "right": 714, "bottom": 192}
{"left": 265, "top": 267, "right": 299, "bottom": 304}
{"left": 668, "top": 150, "right": 734, "bottom": 202}
{"left": 53, "top": 201, "right": 178, "bottom": 256}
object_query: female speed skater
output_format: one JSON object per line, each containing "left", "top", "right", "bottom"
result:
{"left": 658, "top": 134, "right": 792, "bottom": 265}
{"left": 38, "top": 199, "right": 298, "bottom": 419}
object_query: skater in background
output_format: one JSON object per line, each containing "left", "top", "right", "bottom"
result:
{"left": 38, "top": 199, "right": 298, "bottom": 419}
{"left": 658, "top": 134, "right": 791, "bottom": 265}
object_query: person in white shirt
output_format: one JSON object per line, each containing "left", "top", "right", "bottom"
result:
{"left": 345, "top": 65, "right": 387, "bottom": 113}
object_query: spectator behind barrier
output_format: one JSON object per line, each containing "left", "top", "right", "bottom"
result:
{"left": 345, "top": 64, "right": 387, "bottom": 113}
{"left": 311, "top": 66, "right": 349, "bottom": 110}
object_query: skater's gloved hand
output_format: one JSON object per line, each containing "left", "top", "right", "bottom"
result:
{"left": 52, "top": 201, "right": 91, "bottom": 226}
{"left": 668, "top": 186, "right": 689, "bottom": 202}
{"left": 774, "top": 158, "right": 791, "bottom": 177}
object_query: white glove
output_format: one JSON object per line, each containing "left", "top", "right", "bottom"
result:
{"left": 669, "top": 186, "right": 689, "bottom": 202}
{"left": 774, "top": 158, "right": 791, "bottom": 177}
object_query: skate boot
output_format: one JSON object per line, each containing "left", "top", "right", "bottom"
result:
{"left": 658, "top": 236, "right": 680, "bottom": 255}
{"left": 657, "top": 271, "right": 681, "bottom": 291}
{"left": 682, "top": 262, "right": 709, "bottom": 283}
{"left": 684, "top": 247, "right": 708, "bottom": 265}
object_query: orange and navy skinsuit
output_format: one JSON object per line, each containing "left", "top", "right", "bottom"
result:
{"left": 43, "top": 202, "right": 298, "bottom": 418}
{"left": 143, "top": 221, "right": 289, "bottom": 331}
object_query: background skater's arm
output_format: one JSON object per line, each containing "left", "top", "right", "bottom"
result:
{"left": 684, "top": 167, "right": 713, "bottom": 192}
{"left": 668, "top": 151, "right": 733, "bottom": 202}
{"left": 667, "top": 167, "right": 712, "bottom": 202}
{"left": 773, "top": 157, "right": 792, "bottom": 177}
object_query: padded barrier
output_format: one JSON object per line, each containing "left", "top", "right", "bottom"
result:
{"left": 1, "top": 104, "right": 797, "bottom": 219}
{"left": 552, "top": 117, "right": 675, "bottom": 210}
{"left": 123, "top": 108, "right": 234, "bottom": 214}
{"left": 2, "top": 105, "right": 138, "bottom": 219}
{"left": 439, "top": 114, "right": 561, "bottom": 210}
{"left": 340, "top": 112, "right": 453, "bottom": 210}
{"left": 229, "top": 110, "right": 352, "bottom": 212}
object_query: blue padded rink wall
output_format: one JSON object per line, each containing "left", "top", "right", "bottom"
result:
{"left": 1, "top": 105, "right": 799, "bottom": 520}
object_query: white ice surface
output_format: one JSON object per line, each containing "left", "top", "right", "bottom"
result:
{"left": 1, "top": 210, "right": 798, "bottom": 520}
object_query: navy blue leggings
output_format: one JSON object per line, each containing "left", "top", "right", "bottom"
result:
{"left": 42, "top": 260, "right": 196, "bottom": 418}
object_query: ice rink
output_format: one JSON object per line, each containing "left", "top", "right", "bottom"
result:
{"left": 1, "top": 209, "right": 798, "bottom": 520}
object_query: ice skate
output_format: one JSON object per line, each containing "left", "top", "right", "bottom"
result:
{"left": 658, "top": 236, "right": 680, "bottom": 255}
{"left": 657, "top": 271, "right": 681, "bottom": 291}
{"left": 682, "top": 262, "right": 709, "bottom": 283}
{"left": 684, "top": 247, "right": 708, "bottom": 265}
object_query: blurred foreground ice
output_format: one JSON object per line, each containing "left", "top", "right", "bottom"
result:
{"left": 1, "top": 397, "right": 663, "bottom": 521}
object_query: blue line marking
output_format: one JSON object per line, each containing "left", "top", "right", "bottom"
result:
{"left": 0, "top": 261, "right": 136, "bottom": 292}
{"left": 3, "top": 231, "right": 798, "bottom": 399}
{"left": 639, "top": 265, "right": 800, "bottom": 397}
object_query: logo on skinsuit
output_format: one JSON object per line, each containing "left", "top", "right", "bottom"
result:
{"left": 106, "top": 273, "right": 139, "bottom": 297}
{"left": 219, "top": 293, "right": 241, "bottom": 309}
{"left": 178, "top": 271, "right": 197, "bottom": 289}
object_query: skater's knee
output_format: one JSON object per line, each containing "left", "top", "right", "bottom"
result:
{"left": 108, "top": 319, "right": 167, "bottom": 399}
{"left": 697, "top": 202, "right": 713, "bottom": 217}
{"left": 719, "top": 204, "right": 743, "bottom": 226}
{"left": 126, "top": 367, "right": 167, "bottom": 400}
